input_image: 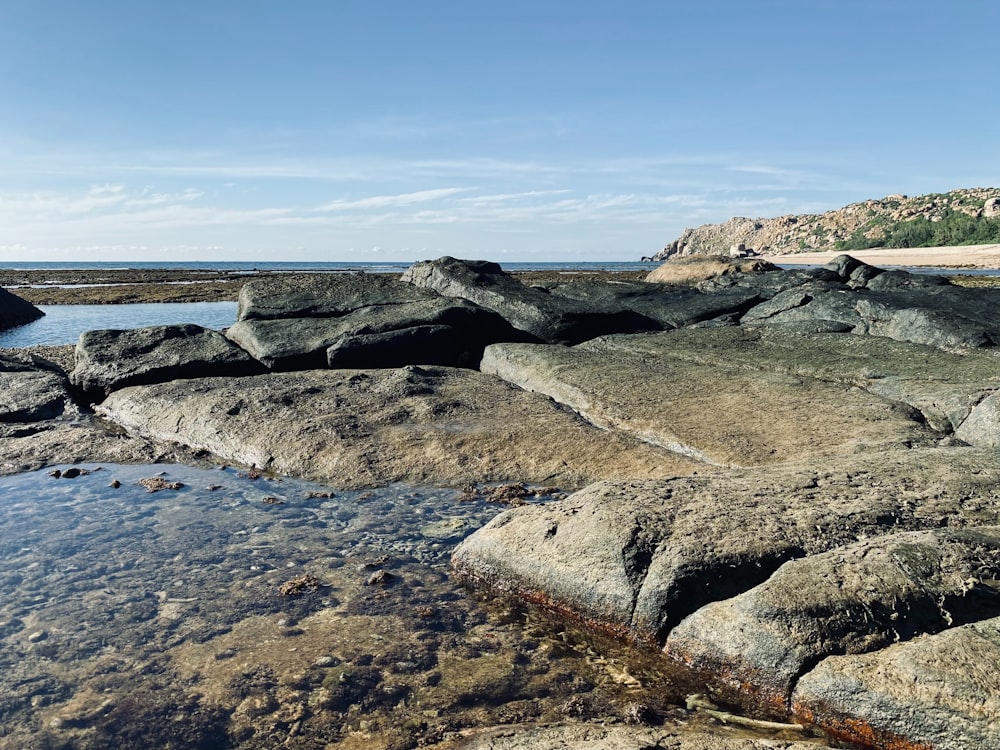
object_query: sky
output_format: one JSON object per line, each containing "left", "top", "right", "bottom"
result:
{"left": 1, "top": 1, "right": 998, "bottom": 263}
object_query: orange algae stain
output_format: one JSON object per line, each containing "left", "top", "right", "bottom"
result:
{"left": 793, "top": 701, "right": 934, "bottom": 750}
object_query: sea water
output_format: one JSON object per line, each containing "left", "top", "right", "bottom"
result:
{"left": 0, "top": 464, "right": 693, "bottom": 748}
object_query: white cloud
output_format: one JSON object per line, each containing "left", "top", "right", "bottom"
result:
{"left": 317, "top": 188, "right": 465, "bottom": 212}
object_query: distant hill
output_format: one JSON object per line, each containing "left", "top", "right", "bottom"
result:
{"left": 652, "top": 187, "right": 1000, "bottom": 261}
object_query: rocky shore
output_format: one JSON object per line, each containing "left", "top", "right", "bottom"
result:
{"left": 4, "top": 254, "right": 1000, "bottom": 748}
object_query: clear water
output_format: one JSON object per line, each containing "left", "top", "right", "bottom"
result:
{"left": 0, "top": 261, "right": 660, "bottom": 274}
{"left": 0, "top": 464, "right": 701, "bottom": 749}
{"left": 0, "top": 302, "right": 237, "bottom": 347}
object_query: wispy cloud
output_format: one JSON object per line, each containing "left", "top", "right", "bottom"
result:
{"left": 317, "top": 188, "right": 465, "bottom": 212}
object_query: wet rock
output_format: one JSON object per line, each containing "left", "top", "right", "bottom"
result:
{"left": 402, "top": 256, "right": 661, "bottom": 344}
{"left": 227, "top": 297, "right": 516, "bottom": 370}
{"left": 0, "top": 286, "right": 44, "bottom": 331}
{"left": 450, "top": 723, "right": 822, "bottom": 749}
{"left": 481, "top": 332, "right": 931, "bottom": 466}
{"left": 97, "top": 366, "right": 703, "bottom": 489}
{"left": 792, "top": 616, "right": 1000, "bottom": 750}
{"left": 665, "top": 527, "right": 1000, "bottom": 713}
{"left": 70, "top": 322, "right": 262, "bottom": 400}
{"left": 452, "top": 448, "right": 1000, "bottom": 646}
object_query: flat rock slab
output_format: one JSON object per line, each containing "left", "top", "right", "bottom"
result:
{"left": 0, "top": 353, "right": 73, "bottom": 422}
{"left": 452, "top": 449, "right": 1000, "bottom": 646}
{"left": 0, "top": 286, "right": 44, "bottom": 330}
{"left": 236, "top": 272, "right": 440, "bottom": 320}
{"left": 70, "top": 323, "right": 261, "bottom": 399}
{"left": 482, "top": 334, "right": 932, "bottom": 466}
{"left": 792, "top": 616, "right": 1000, "bottom": 750}
{"left": 96, "top": 366, "right": 705, "bottom": 489}
{"left": 630, "top": 326, "right": 1000, "bottom": 434}
{"left": 666, "top": 527, "right": 1000, "bottom": 713}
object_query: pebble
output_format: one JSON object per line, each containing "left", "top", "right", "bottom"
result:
{"left": 27, "top": 630, "right": 48, "bottom": 643}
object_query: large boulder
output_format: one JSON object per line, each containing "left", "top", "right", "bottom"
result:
{"left": 451, "top": 448, "right": 1000, "bottom": 647}
{"left": 481, "top": 333, "right": 932, "bottom": 467}
{"left": 226, "top": 297, "right": 518, "bottom": 370}
{"left": 665, "top": 527, "right": 1000, "bottom": 713}
{"left": 402, "top": 257, "right": 662, "bottom": 344}
{"left": 0, "top": 352, "right": 73, "bottom": 422}
{"left": 645, "top": 255, "right": 778, "bottom": 285}
{"left": 96, "top": 366, "right": 705, "bottom": 489}
{"left": 792, "top": 616, "right": 1000, "bottom": 750}
{"left": 236, "top": 272, "right": 439, "bottom": 321}
{"left": 0, "top": 286, "right": 44, "bottom": 331}
{"left": 70, "top": 323, "right": 262, "bottom": 400}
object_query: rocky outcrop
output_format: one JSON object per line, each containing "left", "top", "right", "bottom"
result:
{"left": 402, "top": 257, "right": 663, "bottom": 344}
{"left": 0, "top": 286, "right": 44, "bottom": 331}
{"left": 452, "top": 449, "right": 1000, "bottom": 647}
{"left": 645, "top": 255, "right": 778, "bottom": 284}
{"left": 655, "top": 187, "right": 1000, "bottom": 259}
{"left": 665, "top": 527, "right": 1000, "bottom": 713}
{"left": 792, "top": 617, "right": 1000, "bottom": 750}
{"left": 70, "top": 323, "right": 262, "bottom": 400}
{"left": 96, "top": 366, "right": 705, "bottom": 489}
{"left": 0, "top": 352, "right": 72, "bottom": 422}
{"left": 227, "top": 297, "right": 516, "bottom": 370}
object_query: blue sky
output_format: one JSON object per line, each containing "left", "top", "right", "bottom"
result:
{"left": 1, "top": 1, "right": 998, "bottom": 263}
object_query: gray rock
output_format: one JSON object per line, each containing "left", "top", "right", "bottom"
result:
{"left": 326, "top": 325, "right": 468, "bottom": 368}
{"left": 0, "top": 286, "right": 44, "bottom": 331}
{"left": 954, "top": 391, "right": 1000, "bottom": 448}
{"left": 792, "top": 616, "right": 1000, "bottom": 750}
{"left": 452, "top": 448, "right": 1000, "bottom": 647}
{"left": 226, "top": 297, "right": 517, "bottom": 370}
{"left": 96, "top": 366, "right": 703, "bottom": 489}
{"left": 70, "top": 323, "right": 262, "bottom": 400}
{"left": 481, "top": 333, "right": 931, "bottom": 467}
{"left": 237, "top": 272, "right": 439, "bottom": 321}
{"left": 665, "top": 527, "right": 1000, "bottom": 713}
{"left": 451, "top": 723, "right": 820, "bottom": 749}
{"left": 402, "top": 257, "right": 661, "bottom": 344}
{"left": 0, "top": 353, "right": 72, "bottom": 422}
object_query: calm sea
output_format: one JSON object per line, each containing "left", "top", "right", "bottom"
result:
{"left": 0, "top": 260, "right": 657, "bottom": 273}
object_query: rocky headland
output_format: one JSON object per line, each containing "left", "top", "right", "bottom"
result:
{"left": 5, "top": 254, "right": 1000, "bottom": 748}
{"left": 654, "top": 187, "right": 1000, "bottom": 260}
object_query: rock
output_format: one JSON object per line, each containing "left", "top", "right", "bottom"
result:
{"left": 96, "top": 366, "right": 705, "bottom": 489}
{"left": 0, "top": 286, "right": 44, "bottom": 331}
{"left": 70, "top": 323, "right": 262, "bottom": 400}
{"left": 954, "top": 392, "right": 1000, "bottom": 448}
{"left": 0, "top": 352, "right": 72, "bottom": 422}
{"left": 665, "top": 527, "right": 1000, "bottom": 714}
{"left": 227, "top": 297, "right": 517, "bottom": 370}
{"left": 481, "top": 332, "right": 931, "bottom": 467}
{"left": 402, "top": 256, "right": 661, "bottom": 344}
{"left": 236, "top": 272, "right": 440, "bottom": 321}
{"left": 645, "top": 255, "right": 778, "bottom": 285}
{"left": 792, "top": 616, "right": 1000, "bottom": 750}
{"left": 452, "top": 448, "right": 1000, "bottom": 647}
{"left": 449, "top": 722, "right": 820, "bottom": 749}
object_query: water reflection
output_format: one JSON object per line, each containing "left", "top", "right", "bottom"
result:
{"left": 0, "top": 302, "right": 237, "bottom": 348}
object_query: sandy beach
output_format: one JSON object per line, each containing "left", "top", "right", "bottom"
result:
{"left": 764, "top": 243, "right": 1000, "bottom": 269}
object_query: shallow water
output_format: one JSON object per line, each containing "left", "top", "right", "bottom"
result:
{"left": 0, "top": 302, "right": 237, "bottom": 347}
{"left": 0, "top": 463, "right": 718, "bottom": 750}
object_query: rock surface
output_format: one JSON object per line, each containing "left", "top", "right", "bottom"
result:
{"left": 97, "top": 366, "right": 705, "bottom": 489}
{"left": 481, "top": 333, "right": 931, "bottom": 466}
{"left": 70, "top": 323, "right": 262, "bottom": 399}
{"left": 0, "top": 286, "right": 44, "bottom": 330}
{"left": 792, "top": 616, "right": 1000, "bottom": 750}
{"left": 451, "top": 448, "right": 1000, "bottom": 646}
{"left": 645, "top": 255, "right": 779, "bottom": 284}
{"left": 402, "top": 257, "right": 663, "bottom": 344}
{"left": 665, "top": 527, "right": 1000, "bottom": 713}
{"left": 0, "top": 352, "right": 72, "bottom": 422}
{"left": 227, "top": 297, "right": 515, "bottom": 370}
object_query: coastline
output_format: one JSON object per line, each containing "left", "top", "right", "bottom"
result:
{"left": 763, "top": 243, "right": 1000, "bottom": 269}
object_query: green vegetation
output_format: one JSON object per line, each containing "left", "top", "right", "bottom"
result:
{"left": 835, "top": 208, "right": 1000, "bottom": 251}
